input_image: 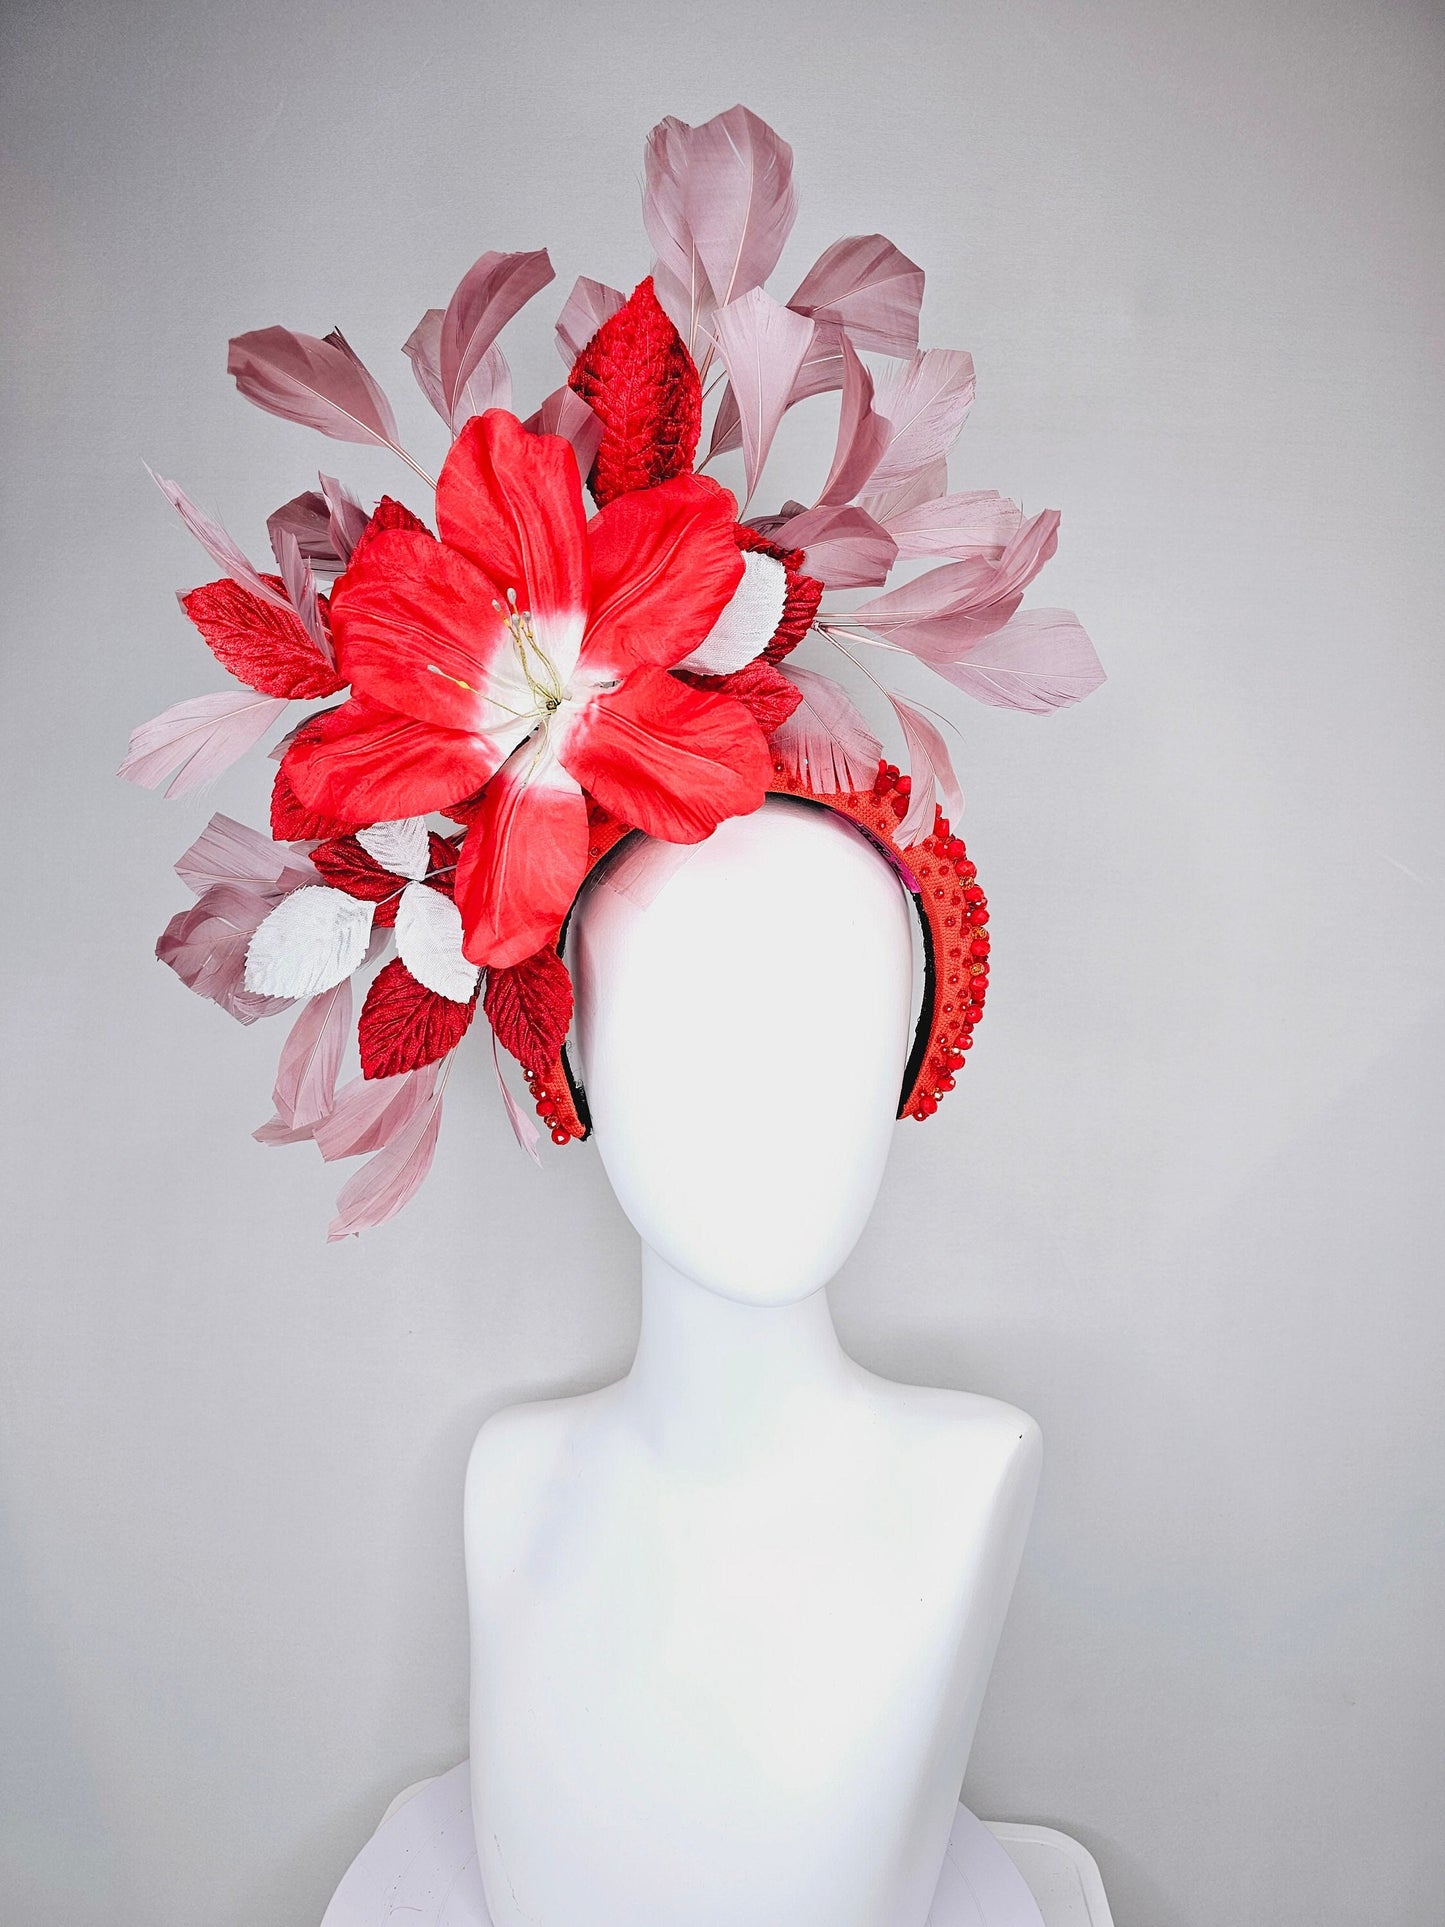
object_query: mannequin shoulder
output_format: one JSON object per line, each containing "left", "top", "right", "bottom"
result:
{"left": 463, "top": 1386, "right": 616, "bottom": 1556}
{"left": 863, "top": 1376, "right": 1043, "bottom": 1498}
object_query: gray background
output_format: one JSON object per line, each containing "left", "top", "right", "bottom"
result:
{"left": 2, "top": 1, "right": 1442, "bottom": 1923}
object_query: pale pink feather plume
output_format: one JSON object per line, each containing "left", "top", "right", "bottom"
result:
{"left": 147, "top": 469, "right": 293, "bottom": 612}
{"left": 888, "top": 693, "right": 965, "bottom": 846}
{"left": 932, "top": 609, "right": 1106, "bottom": 713}
{"left": 525, "top": 387, "right": 604, "bottom": 478}
{"left": 314, "top": 1063, "right": 439, "bottom": 1162}
{"left": 437, "top": 249, "right": 554, "bottom": 427}
{"left": 678, "top": 106, "right": 797, "bottom": 313}
{"left": 174, "top": 813, "right": 316, "bottom": 896}
{"left": 788, "top": 234, "right": 924, "bottom": 357}
{"left": 860, "top": 458, "right": 949, "bottom": 523}
{"left": 318, "top": 473, "right": 369, "bottom": 565}
{"left": 156, "top": 881, "right": 296, "bottom": 1025}
{"left": 850, "top": 510, "right": 1061, "bottom": 657}
{"left": 773, "top": 503, "right": 896, "bottom": 588}
{"left": 817, "top": 332, "right": 889, "bottom": 506}
{"left": 119, "top": 691, "right": 290, "bottom": 797}
{"left": 708, "top": 319, "right": 846, "bottom": 462}
{"left": 711, "top": 290, "right": 814, "bottom": 503}
{"left": 266, "top": 490, "right": 344, "bottom": 581}
{"left": 883, "top": 489, "right": 1024, "bottom": 561}
{"left": 493, "top": 1035, "right": 541, "bottom": 1165}
{"left": 770, "top": 666, "right": 883, "bottom": 795}
{"left": 402, "top": 309, "right": 448, "bottom": 423}
{"left": 271, "top": 979, "right": 352, "bottom": 1131}
{"left": 227, "top": 326, "right": 400, "bottom": 448}
{"left": 555, "top": 276, "right": 625, "bottom": 363}
{"left": 870, "top": 349, "right": 976, "bottom": 488}
{"left": 271, "top": 525, "right": 329, "bottom": 659}
{"left": 643, "top": 116, "right": 714, "bottom": 349}
{"left": 327, "top": 1070, "right": 447, "bottom": 1239}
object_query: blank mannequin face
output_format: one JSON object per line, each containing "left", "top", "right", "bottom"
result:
{"left": 569, "top": 798, "right": 914, "bottom": 1306}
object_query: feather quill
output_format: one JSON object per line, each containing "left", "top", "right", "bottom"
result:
{"left": 773, "top": 504, "right": 897, "bottom": 588}
{"left": 888, "top": 693, "right": 965, "bottom": 845}
{"left": 174, "top": 813, "right": 315, "bottom": 895}
{"left": 555, "top": 276, "right": 625, "bottom": 364}
{"left": 313, "top": 1063, "right": 439, "bottom": 1162}
{"left": 817, "top": 333, "right": 889, "bottom": 506}
{"left": 870, "top": 350, "right": 976, "bottom": 488}
{"left": 437, "top": 249, "right": 554, "bottom": 427}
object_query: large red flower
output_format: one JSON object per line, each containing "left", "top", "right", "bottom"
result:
{"left": 285, "top": 410, "right": 771, "bottom": 966}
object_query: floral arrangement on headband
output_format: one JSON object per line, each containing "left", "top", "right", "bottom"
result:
{"left": 123, "top": 105, "right": 1103, "bottom": 1238}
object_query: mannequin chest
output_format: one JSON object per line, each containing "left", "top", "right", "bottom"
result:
{"left": 465, "top": 1388, "right": 1038, "bottom": 1927}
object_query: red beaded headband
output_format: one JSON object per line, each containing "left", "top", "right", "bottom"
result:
{"left": 526, "top": 761, "right": 990, "bottom": 1146}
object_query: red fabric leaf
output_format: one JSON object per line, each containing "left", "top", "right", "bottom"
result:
{"left": 359, "top": 957, "right": 477, "bottom": 1078}
{"left": 309, "top": 828, "right": 456, "bottom": 923}
{"left": 566, "top": 278, "right": 702, "bottom": 506}
{"left": 309, "top": 835, "right": 407, "bottom": 924}
{"left": 180, "top": 577, "right": 346, "bottom": 700}
{"left": 734, "top": 525, "right": 821, "bottom": 662}
{"left": 674, "top": 657, "right": 804, "bottom": 736}
{"left": 483, "top": 945, "right": 574, "bottom": 1073}
{"left": 348, "top": 495, "right": 433, "bottom": 570}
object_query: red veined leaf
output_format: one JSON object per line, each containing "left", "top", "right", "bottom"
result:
{"left": 673, "top": 657, "right": 803, "bottom": 736}
{"left": 567, "top": 278, "right": 702, "bottom": 506}
{"left": 483, "top": 944, "right": 574, "bottom": 1073}
{"left": 358, "top": 957, "right": 478, "bottom": 1079}
{"left": 348, "top": 495, "right": 433, "bottom": 569}
{"left": 311, "top": 829, "right": 457, "bottom": 924}
{"left": 180, "top": 577, "right": 345, "bottom": 700}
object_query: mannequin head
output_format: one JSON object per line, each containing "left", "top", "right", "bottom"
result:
{"left": 568, "top": 796, "right": 914, "bottom": 1307}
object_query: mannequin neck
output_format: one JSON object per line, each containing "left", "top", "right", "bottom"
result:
{"left": 624, "top": 1246, "right": 859, "bottom": 1472}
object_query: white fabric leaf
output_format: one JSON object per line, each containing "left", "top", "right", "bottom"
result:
{"left": 356, "top": 817, "right": 431, "bottom": 880}
{"left": 244, "top": 886, "right": 376, "bottom": 998}
{"left": 678, "top": 551, "right": 788, "bottom": 675}
{"left": 395, "top": 883, "right": 481, "bottom": 1003}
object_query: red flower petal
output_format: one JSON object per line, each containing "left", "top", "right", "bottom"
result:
{"left": 272, "top": 719, "right": 367, "bottom": 839}
{"left": 558, "top": 666, "right": 770, "bottom": 842}
{"left": 566, "top": 278, "right": 702, "bottom": 506}
{"left": 283, "top": 694, "right": 502, "bottom": 825}
{"left": 674, "top": 657, "right": 804, "bottom": 736}
{"left": 181, "top": 577, "right": 346, "bottom": 700}
{"left": 483, "top": 945, "right": 574, "bottom": 1072}
{"left": 330, "top": 529, "right": 525, "bottom": 736}
{"left": 435, "top": 411, "right": 588, "bottom": 651}
{"left": 579, "top": 474, "right": 743, "bottom": 675}
{"left": 358, "top": 957, "right": 477, "bottom": 1078}
{"left": 454, "top": 739, "right": 589, "bottom": 969}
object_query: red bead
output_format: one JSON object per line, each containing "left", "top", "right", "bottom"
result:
{"left": 918, "top": 1094, "right": 938, "bottom": 1117}
{"left": 964, "top": 885, "right": 985, "bottom": 904}
{"left": 550, "top": 1127, "right": 571, "bottom": 1145}
{"left": 970, "top": 936, "right": 990, "bottom": 958}
{"left": 938, "top": 1074, "right": 956, "bottom": 1092}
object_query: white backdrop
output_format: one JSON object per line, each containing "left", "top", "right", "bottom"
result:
{"left": 2, "top": 2, "right": 1442, "bottom": 1923}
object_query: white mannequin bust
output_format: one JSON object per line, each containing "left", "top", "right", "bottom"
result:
{"left": 463, "top": 797, "right": 1042, "bottom": 1927}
